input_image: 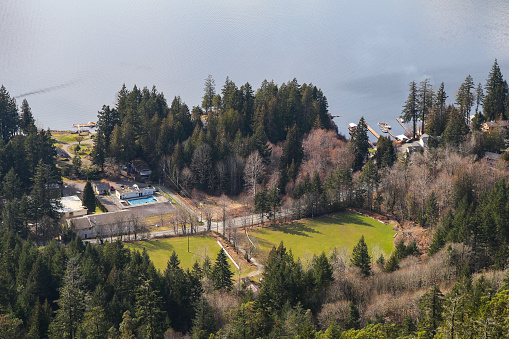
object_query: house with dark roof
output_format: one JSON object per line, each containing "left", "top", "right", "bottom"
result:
{"left": 93, "top": 182, "right": 111, "bottom": 195}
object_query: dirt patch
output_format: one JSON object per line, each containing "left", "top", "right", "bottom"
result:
{"left": 181, "top": 191, "right": 252, "bottom": 220}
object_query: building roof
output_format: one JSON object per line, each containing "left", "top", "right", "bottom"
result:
{"left": 71, "top": 210, "right": 140, "bottom": 230}
{"left": 93, "top": 182, "right": 110, "bottom": 192}
{"left": 58, "top": 195, "right": 85, "bottom": 213}
{"left": 117, "top": 184, "right": 154, "bottom": 195}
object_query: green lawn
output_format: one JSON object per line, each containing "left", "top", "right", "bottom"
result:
{"left": 51, "top": 132, "right": 92, "bottom": 144}
{"left": 249, "top": 211, "right": 396, "bottom": 260}
{"left": 125, "top": 234, "right": 257, "bottom": 278}
{"left": 126, "top": 234, "right": 221, "bottom": 272}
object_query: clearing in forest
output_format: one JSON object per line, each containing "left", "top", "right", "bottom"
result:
{"left": 125, "top": 233, "right": 256, "bottom": 277}
{"left": 248, "top": 211, "right": 396, "bottom": 261}
{"left": 126, "top": 234, "right": 220, "bottom": 271}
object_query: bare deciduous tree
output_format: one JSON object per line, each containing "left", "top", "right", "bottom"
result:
{"left": 244, "top": 151, "right": 264, "bottom": 197}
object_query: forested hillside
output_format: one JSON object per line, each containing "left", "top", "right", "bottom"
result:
{"left": 2, "top": 59, "right": 509, "bottom": 337}
{"left": 91, "top": 78, "right": 338, "bottom": 195}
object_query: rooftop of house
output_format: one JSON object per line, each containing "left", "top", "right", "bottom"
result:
{"left": 117, "top": 184, "right": 154, "bottom": 195}
{"left": 93, "top": 182, "right": 110, "bottom": 190}
{"left": 58, "top": 195, "right": 85, "bottom": 213}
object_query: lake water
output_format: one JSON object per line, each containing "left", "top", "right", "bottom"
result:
{"left": 2, "top": 0, "right": 509, "bottom": 137}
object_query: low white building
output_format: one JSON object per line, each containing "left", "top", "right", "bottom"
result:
{"left": 116, "top": 184, "right": 155, "bottom": 200}
{"left": 58, "top": 195, "right": 87, "bottom": 218}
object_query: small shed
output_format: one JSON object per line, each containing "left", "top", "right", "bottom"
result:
{"left": 93, "top": 182, "right": 110, "bottom": 195}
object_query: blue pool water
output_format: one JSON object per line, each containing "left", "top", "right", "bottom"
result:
{"left": 126, "top": 196, "right": 157, "bottom": 206}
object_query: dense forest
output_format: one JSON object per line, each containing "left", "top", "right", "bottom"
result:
{"left": 91, "top": 77, "right": 337, "bottom": 195}
{"left": 2, "top": 59, "right": 509, "bottom": 337}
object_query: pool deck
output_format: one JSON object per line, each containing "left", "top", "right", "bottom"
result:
{"left": 108, "top": 191, "right": 168, "bottom": 209}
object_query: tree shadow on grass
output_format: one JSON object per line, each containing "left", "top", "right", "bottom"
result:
{"left": 142, "top": 240, "right": 175, "bottom": 253}
{"left": 271, "top": 222, "right": 321, "bottom": 237}
{"left": 317, "top": 212, "right": 374, "bottom": 228}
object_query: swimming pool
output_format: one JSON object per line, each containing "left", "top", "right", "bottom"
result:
{"left": 126, "top": 196, "right": 157, "bottom": 206}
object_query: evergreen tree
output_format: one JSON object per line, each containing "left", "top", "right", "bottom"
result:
{"left": 456, "top": 75, "right": 475, "bottom": 124}
{"left": 267, "top": 186, "right": 282, "bottom": 223}
{"left": 211, "top": 249, "right": 234, "bottom": 291}
{"left": 350, "top": 236, "right": 371, "bottom": 276}
{"left": 2, "top": 167, "right": 22, "bottom": 200}
{"left": 441, "top": 106, "right": 468, "bottom": 146}
{"left": 344, "top": 302, "right": 361, "bottom": 330}
{"left": 278, "top": 123, "right": 303, "bottom": 183}
{"left": 484, "top": 59, "right": 506, "bottom": 121}
{"left": 312, "top": 252, "right": 334, "bottom": 288}
{"left": 191, "top": 298, "right": 216, "bottom": 339}
{"left": 257, "top": 242, "right": 305, "bottom": 312}
{"left": 427, "top": 82, "right": 448, "bottom": 136}
{"left": 424, "top": 191, "right": 439, "bottom": 228}
{"left": 350, "top": 117, "right": 370, "bottom": 171}
{"left": 375, "top": 135, "right": 395, "bottom": 168}
{"left": 135, "top": 279, "right": 167, "bottom": 339}
{"left": 360, "top": 160, "right": 379, "bottom": 210}
{"left": 27, "top": 299, "right": 52, "bottom": 339}
{"left": 401, "top": 81, "right": 418, "bottom": 138}
{"left": 418, "top": 78, "right": 434, "bottom": 133}
{"left": 202, "top": 75, "right": 216, "bottom": 114}
{"left": 19, "top": 99, "right": 36, "bottom": 135}
{"left": 0, "top": 85, "right": 19, "bottom": 143}
{"left": 49, "top": 258, "right": 86, "bottom": 339}
{"left": 418, "top": 285, "right": 445, "bottom": 339}
{"left": 475, "top": 82, "right": 484, "bottom": 114}
{"left": 82, "top": 181, "right": 96, "bottom": 214}
{"left": 254, "top": 185, "right": 269, "bottom": 223}
{"left": 118, "top": 310, "right": 136, "bottom": 339}
{"left": 384, "top": 254, "right": 400, "bottom": 273}
{"left": 251, "top": 125, "right": 272, "bottom": 164}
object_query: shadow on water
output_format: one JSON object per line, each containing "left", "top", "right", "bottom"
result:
{"left": 271, "top": 222, "right": 321, "bottom": 237}
{"left": 318, "top": 212, "right": 375, "bottom": 228}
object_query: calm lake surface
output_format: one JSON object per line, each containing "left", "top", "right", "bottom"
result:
{"left": 2, "top": 0, "right": 509, "bottom": 136}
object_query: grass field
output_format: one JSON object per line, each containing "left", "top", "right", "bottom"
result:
{"left": 51, "top": 132, "right": 92, "bottom": 144}
{"left": 125, "top": 234, "right": 256, "bottom": 277}
{"left": 126, "top": 234, "right": 220, "bottom": 271}
{"left": 249, "top": 211, "right": 396, "bottom": 260}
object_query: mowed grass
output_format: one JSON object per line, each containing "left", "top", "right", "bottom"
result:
{"left": 51, "top": 132, "right": 91, "bottom": 144}
{"left": 126, "top": 234, "right": 221, "bottom": 272}
{"left": 249, "top": 211, "right": 396, "bottom": 259}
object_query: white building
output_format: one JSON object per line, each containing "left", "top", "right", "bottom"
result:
{"left": 58, "top": 195, "right": 87, "bottom": 218}
{"left": 116, "top": 184, "right": 155, "bottom": 200}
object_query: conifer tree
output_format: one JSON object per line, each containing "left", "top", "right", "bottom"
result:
{"left": 118, "top": 310, "right": 136, "bottom": 339}
{"left": 2, "top": 167, "right": 22, "bottom": 201}
{"left": 484, "top": 59, "right": 506, "bottom": 121}
{"left": 345, "top": 302, "right": 361, "bottom": 330}
{"left": 82, "top": 181, "right": 96, "bottom": 214}
{"left": 350, "top": 117, "right": 369, "bottom": 171}
{"left": 49, "top": 258, "right": 86, "bottom": 339}
{"left": 312, "top": 252, "right": 334, "bottom": 288}
{"left": 19, "top": 99, "right": 36, "bottom": 135}
{"left": 418, "top": 285, "right": 445, "bottom": 338}
{"left": 401, "top": 81, "right": 418, "bottom": 138}
{"left": 0, "top": 85, "right": 19, "bottom": 143}
{"left": 211, "top": 249, "right": 234, "bottom": 291}
{"left": 418, "top": 78, "right": 434, "bottom": 133}
{"left": 456, "top": 75, "right": 475, "bottom": 124}
{"left": 135, "top": 279, "right": 167, "bottom": 339}
{"left": 202, "top": 75, "right": 216, "bottom": 114}
{"left": 350, "top": 235, "right": 371, "bottom": 276}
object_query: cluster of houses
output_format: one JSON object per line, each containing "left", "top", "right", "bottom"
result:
{"left": 57, "top": 181, "right": 156, "bottom": 239}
